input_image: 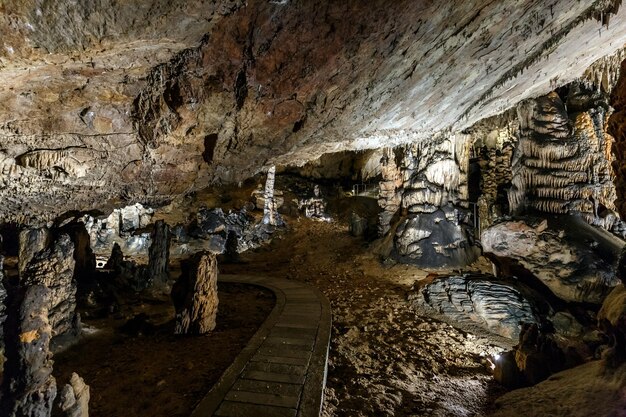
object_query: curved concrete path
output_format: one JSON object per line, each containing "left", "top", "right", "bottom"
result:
{"left": 191, "top": 274, "right": 332, "bottom": 417}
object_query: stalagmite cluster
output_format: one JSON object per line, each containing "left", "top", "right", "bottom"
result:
{"left": 390, "top": 135, "right": 478, "bottom": 267}
{"left": 510, "top": 86, "right": 617, "bottom": 227}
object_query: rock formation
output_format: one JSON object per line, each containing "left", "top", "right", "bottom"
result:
{"left": 392, "top": 136, "right": 478, "bottom": 267}
{"left": 494, "top": 323, "right": 570, "bottom": 389}
{"left": 482, "top": 217, "right": 620, "bottom": 304}
{"left": 611, "top": 57, "right": 626, "bottom": 219}
{"left": 171, "top": 252, "right": 219, "bottom": 335}
{"left": 378, "top": 148, "right": 403, "bottom": 236}
{"left": 509, "top": 87, "right": 617, "bottom": 226}
{"left": 2, "top": 2, "right": 625, "bottom": 224}
{"left": 57, "top": 373, "right": 90, "bottom": 417}
{"left": 0, "top": 285, "right": 57, "bottom": 417}
{"left": 299, "top": 185, "right": 331, "bottom": 221}
{"left": 147, "top": 220, "right": 170, "bottom": 289}
{"left": 18, "top": 228, "right": 50, "bottom": 277}
{"left": 261, "top": 166, "right": 283, "bottom": 227}
{"left": 20, "top": 234, "right": 81, "bottom": 340}
{"left": 413, "top": 273, "right": 543, "bottom": 340}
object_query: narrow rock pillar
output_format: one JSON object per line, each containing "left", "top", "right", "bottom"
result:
{"left": 0, "top": 284, "right": 57, "bottom": 417}
{"left": 148, "top": 220, "right": 170, "bottom": 288}
{"left": 171, "top": 252, "right": 219, "bottom": 335}
{"left": 262, "top": 166, "right": 282, "bottom": 226}
{"left": 57, "top": 373, "right": 90, "bottom": 417}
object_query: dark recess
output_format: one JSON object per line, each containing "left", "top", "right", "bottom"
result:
{"left": 203, "top": 134, "right": 219, "bottom": 164}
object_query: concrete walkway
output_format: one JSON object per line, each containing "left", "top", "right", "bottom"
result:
{"left": 191, "top": 274, "right": 332, "bottom": 417}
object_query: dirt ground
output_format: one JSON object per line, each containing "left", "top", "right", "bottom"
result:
{"left": 221, "top": 217, "right": 509, "bottom": 417}
{"left": 53, "top": 283, "right": 274, "bottom": 417}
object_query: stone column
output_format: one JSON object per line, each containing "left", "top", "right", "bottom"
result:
{"left": 262, "top": 166, "right": 282, "bottom": 226}
{"left": 21, "top": 235, "right": 80, "bottom": 340}
{"left": 393, "top": 136, "right": 478, "bottom": 268}
{"left": 57, "top": 373, "right": 90, "bottom": 417}
{"left": 18, "top": 228, "right": 49, "bottom": 278}
{"left": 378, "top": 147, "right": 403, "bottom": 237}
{"left": 148, "top": 220, "right": 170, "bottom": 288}
{"left": 0, "top": 284, "right": 57, "bottom": 417}
{"left": 171, "top": 252, "right": 219, "bottom": 335}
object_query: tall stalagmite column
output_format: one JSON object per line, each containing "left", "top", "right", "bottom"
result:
{"left": 18, "top": 235, "right": 80, "bottom": 340}
{"left": 148, "top": 220, "right": 170, "bottom": 288}
{"left": 171, "top": 252, "right": 219, "bottom": 335}
{"left": 0, "top": 283, "right": 56, "bottom": 417}
{"left": 262, "top": 165, "right": 282, "bottom": 226}
{"left": 378, "top": 148, "right": 403, "bottom": 237}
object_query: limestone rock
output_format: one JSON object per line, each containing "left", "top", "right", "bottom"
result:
{"left": 261, "top": 166, "right": 284, "bottom": 227}
{"left": 598, "top": 284, "right": 626, "bottom": 329}
{"left": 148, "top": 220, "right": 170, "bottom": 288}
{"left": 509, "top": 87, "right": 617, "bottom": 226}
{"left": 57, "top": 373, "right": 90, "bottom": 417}
{"left": 171, "top": 252, "right": 219, "bottom": 335}
{"left": 377, "top": 147, "right": 403, "bottom": 236}
{"left": 395, "top": 206, "right": 478, "bottom": 269}
{"left": 482, "top": 218, "right": 620, "bottom": 304}
{"left": 298, "top": 185, "right": 331, "bottom": 221}
{"left": 0, "top": 285, "right": 57, "bottom": 417}
{"left": 18, "top": 228, "right": 50, "bottom": 277}
{"left": 21, "top": 234, "right": 81, "bottom": 339}
{"left": 414, "top": 273, "right": 543, "bottom": 339}
{"left": 1, "top": 2, "right": 626, "bottom": 224}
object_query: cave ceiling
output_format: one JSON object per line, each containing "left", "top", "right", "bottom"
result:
{"left": 1, "top": 0, "right": 626, "bottom": 225}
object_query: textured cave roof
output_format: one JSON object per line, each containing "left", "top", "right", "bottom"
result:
{"left": 1, "top": 0, "right": 626, "bottom": 225}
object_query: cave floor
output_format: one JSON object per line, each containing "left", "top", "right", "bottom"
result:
{"left": 220, "top": 217, "right": 509, "bottom": 417}
{"left": 53, "top": 283, "right": 275, "bottom": 417}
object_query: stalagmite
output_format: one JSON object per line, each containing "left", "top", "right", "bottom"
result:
{"left": 0, "top": 245, "right": 6, "bottom": 361}
{"left": 18, "top": 228, "right": 49, "bottom": 278}
{"left": 57, "top": 373, "right": 90, "bottom": 417}
{"left": 0, "top": 284, "right": 57, "bottom": 417}
{"left": 19, "top": 234, "right": 80, "bottom": 340}
{"left": 171, "top": 252, "right": 219, "bottom": 335}
{"left": 262, "top": 165, "right": 282, "bottom": 226}
{"left": 148, "top": 220, "right": 170, "bottom": 288}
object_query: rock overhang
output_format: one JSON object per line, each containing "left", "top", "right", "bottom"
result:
{"left": 1, "top": 0, "right": 626, "bottom": 224}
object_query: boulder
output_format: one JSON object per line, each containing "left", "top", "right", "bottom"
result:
{"left": 482, "top": 217, "right": 620, "bottom": 304}
{"left": 414, "top": 273, "right": 544, "bottom": 339}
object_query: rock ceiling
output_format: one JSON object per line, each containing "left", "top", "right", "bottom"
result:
{"left": 1, "top": 0, "right": 626, "bottom": 224}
